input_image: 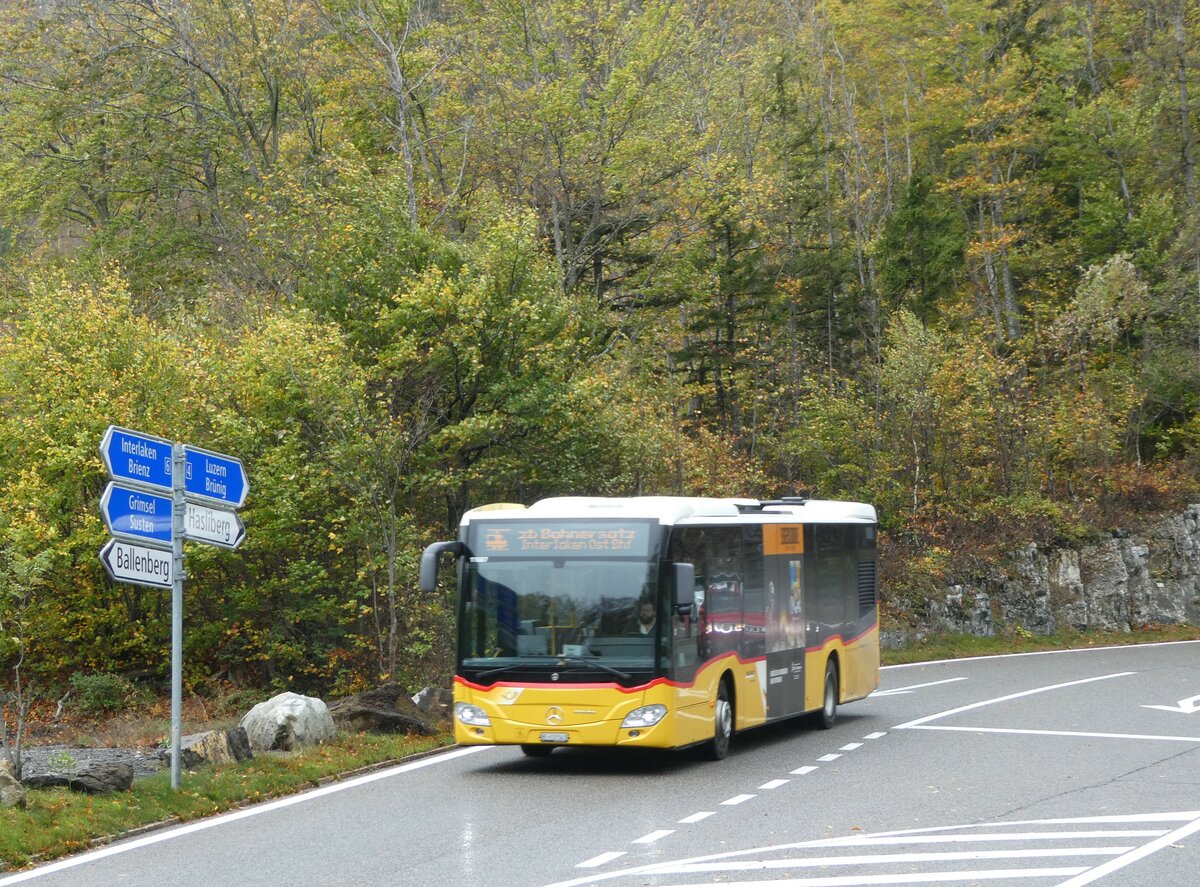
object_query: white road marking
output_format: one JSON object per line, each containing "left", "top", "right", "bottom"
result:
{"left": 1054, "top": 811, "right": 1200, "bottom": 886}
{"left": 903, "top": 724, "right": 1200, "bottom": 743}
{"left": 679, "top": 811, "right": 716, "bottom": 824}
{"left": 721, "top": 793, "right": 756, "bottom": 806}
{"left": 759, "top": 779, "right": 790, "bottom": 790}
{"left": 543, "top": 812, "right": 1200, "bottom": 887}
{"left": 576, "top": 851, "right": 626, "bottom": 868}
{"left": 873, "top": 677, "right": 968, "bottom": 696}
{"left": 839, "top": 743, "right": 863, "bottom": 751}
{"left": 0, "top": 745, "right": 493, "bottom": 886}
{"left": 1143, "top": 693, "right": 1200, "bottom": 714}
{"left": 893, "top": 672, "right": 1134, "bottom": 730}
{"left": 645, "top": 866, "right": 1091, "bottom": 883}
{"left": 863, "top": 732, "right": 887, "bottom": 740}
{"left": 664, "top": 846, "right": 1133, "bottom": 872}
{"left": 791, "top": 765, "right": 818, "bottom": 775}
{"left": 633, "top": 830, "right": 676, "bottom": 844}
{"left": 817, "top": 753, "right": 841, "bottom": 762}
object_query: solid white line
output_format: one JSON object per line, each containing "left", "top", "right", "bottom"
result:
{"left": 668, "top": 846, "right": 1132, "bottom": 872}
{"left": 881, "top": 639, "right": 1200, "bottom": 670}
{"left": 1054, "top": 812, "right": 1200, "bottom": 886}
{"left": 893, "top": 672, "right": 1134, "bottom": 730}
{"left": 759, "top": 779, "right": 790, "bottom": 790}
{"left": 647, "top": 867, "right": 1090, "bottom": 885}
{"left": 840, "top": 743, "right": 864, "bottom": 751}
{"left": 0, "top": 746, "right": 492, "bottom": 885}
{"left": 874, "top": 677, "right": 968, "bottom": 696}
{"left": 721, "top": 793, "right": 756, "bottom": 806}
{"left": 632, "top": 829, "right": 675, "bottom": 844}
{"left": 576, "top": 851, "right": 626, "bottom": 868}
{"left": 905, "top": 724, "right": 1200, "bottom": 743}
{"left": 804, "top": 830, "right": 1167, "bottom": 847}
{"left": 863, "top": 732, "right": 887, "bottom": 740}
{"left": 679, "top": 811, "right": 716, "bottom": 824}
{"left": 818, "top": 753, "right": 842, "bottom": 762}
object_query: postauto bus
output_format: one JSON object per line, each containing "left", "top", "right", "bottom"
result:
{"left": 420, "top": 496, "right": 879, "bottom": 759}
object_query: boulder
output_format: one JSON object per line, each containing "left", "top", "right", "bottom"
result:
{"left": 0, "top": 758, "right": 25, "bottom": 809}
{"left": 24, "top": 761, "right": 133, "bottom": 794}
{"left": 328, "top": 683, "right": 437, "bottom": 736}
{"left": 411, "top": 686, "right": 453, "bottom": 725}
{"left": 240, "top": 692, "right": 336, "bottom": 752}
{"left": 168, "top": 727, "right": 254, "bottom": 769}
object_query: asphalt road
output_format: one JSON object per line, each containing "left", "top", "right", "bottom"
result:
{"left": 5, "top": 640, "right": 1199, "bottom": 887}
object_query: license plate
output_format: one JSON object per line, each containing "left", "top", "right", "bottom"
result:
{"left": 539, "top": 732, "right": 569, "bottom": 743}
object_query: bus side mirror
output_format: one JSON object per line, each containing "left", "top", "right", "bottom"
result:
{"left": 673, "top": 563, "right": 695, "bottom": 613}
{"left": 420, "top": 541, "right": 462, "bottom": 593}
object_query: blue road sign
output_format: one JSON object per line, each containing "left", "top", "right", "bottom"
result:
{"left": 184, "top": 445, "right": 248, "bottom": 508}
{"left": 100, "top": 482, "right": 173, "bottom": 546}
{"left": 100, "top": 426, "right": 173, "bottom": 492}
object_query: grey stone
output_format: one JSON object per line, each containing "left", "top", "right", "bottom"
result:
{"left": 169, "top": 727, "right": 254, "bottom": 769}
{"left": 24, "top": 761, "right": 133, "bottom": 794}
{"left": 328, "top": 683, "right": 437, "bottom": 736}
{"left": 240, "top": 692, "right": 336, "bottom": 752}
{"left": 0, "top": 758, "right": 25, "bottom": 809}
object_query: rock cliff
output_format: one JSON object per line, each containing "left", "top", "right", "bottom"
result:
{"left": 885, "top": 505, "right": 1200, "bottom": 645}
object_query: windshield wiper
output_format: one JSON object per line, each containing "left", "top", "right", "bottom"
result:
{"left": 556, "top": 656, "right": 631, "bottom": 681}
{"left": 474, "top": 656, "right": 631, "bottom": 681}
{"left": 475, "top": 658, "right": 556, "bottom": 680}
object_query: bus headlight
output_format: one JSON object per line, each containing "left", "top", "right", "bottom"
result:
{"left": 621, "top": 705, "right": 667, "bottom": 728}
{"left": 455, "top": 703, "right": 492, "bottom": 727}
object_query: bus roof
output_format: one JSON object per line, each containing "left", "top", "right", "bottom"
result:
{"left": 460, "top": 496, "right": 877, "bottom": 526}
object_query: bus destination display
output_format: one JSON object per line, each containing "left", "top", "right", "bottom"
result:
{"left": 473, "top": 521, "right": 652, "bottom": 557}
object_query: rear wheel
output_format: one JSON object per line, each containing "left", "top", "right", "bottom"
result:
{"left": 702, "top": 680, "right": 733, "bottom": 760}
{"left": 520, "top": 744, "right": 554, "bottom": 757}
{"left": 813, "top": 659, "right": 839, "bottom": 730}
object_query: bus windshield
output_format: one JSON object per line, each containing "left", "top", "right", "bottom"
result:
{"left": 460, "top": 519, "right": 662, "bottom": 673}
{"left": 461, "top": 559, "right": 661, "bottom": 668}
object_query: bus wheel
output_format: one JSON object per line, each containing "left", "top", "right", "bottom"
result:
{"left": 521, "top": 744, "right": 554, "bottom": 757}
{"left": 813, "top": 659, "right": 839, "bottom": 730}
{"left": 703, "top": 680, "right": 733, "bottom": 760}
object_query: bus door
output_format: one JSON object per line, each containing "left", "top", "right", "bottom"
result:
{"left": 764, "top": 524, "right": 806, "bottom": 718}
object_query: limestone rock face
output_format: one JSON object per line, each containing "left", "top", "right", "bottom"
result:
{"left": 328, "top": 683, "right": 436, "bottom": 736}
{"left": 0, "top": 758, "right": 25, "bottom": 809}
{"left": 886, "top": 504, "right": 1200, "bottom": 644}
{"left": 240, "top": 692, "right": 336, "bottom": 752}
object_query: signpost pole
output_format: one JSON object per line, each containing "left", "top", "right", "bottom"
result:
{"left": 170, "top": 443, "right": 186, "bottom": 790}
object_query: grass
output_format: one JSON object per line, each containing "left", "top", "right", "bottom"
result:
{"left": 0, "top": 730, "right": 452, "bottom": 872}
{"left": 5, "top": 624, "right": 1200, "bottom": 872}
{"left": 880, "top": 623, "right": 1200, "bottom": 665}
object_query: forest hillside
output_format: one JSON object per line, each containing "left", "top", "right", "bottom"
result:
{"left": 1, "top": 0, "right": 1198, "bottom": 695}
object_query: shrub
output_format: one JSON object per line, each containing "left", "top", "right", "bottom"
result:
{"left": 69, "top": 672, "right": 138, "bottom": 716}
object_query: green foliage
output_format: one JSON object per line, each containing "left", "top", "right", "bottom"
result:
{"left": 68, "top": 673, "right": 140, "bottom": 717}
{"left": 1, "top": 0, "right": 1199, "bottom": 693}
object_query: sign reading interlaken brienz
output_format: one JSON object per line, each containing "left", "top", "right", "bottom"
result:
{"left": 98, "top": 425, "right": 249, "bottom": 789}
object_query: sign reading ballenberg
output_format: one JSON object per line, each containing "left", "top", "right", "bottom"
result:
{"left": 98, "top": 425, "right": 249, "bottom": 790}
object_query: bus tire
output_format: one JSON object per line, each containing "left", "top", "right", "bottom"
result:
{"left": 703, "top": 679, "right": 734, "bottom": 760}
{"left": 812, "top": 658, "right": 839, "bottom": 730}
{"left": 521, "top": 744, "right": 554, "bottom": 757}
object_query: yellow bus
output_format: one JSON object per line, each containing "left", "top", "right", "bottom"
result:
{"left": 420, "top": 496, "right": 879, "bottom": 759}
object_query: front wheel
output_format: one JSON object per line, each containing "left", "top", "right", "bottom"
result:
{"left": 812, "top": 659, "right": 839, "bottom": 730}
{"left": 702, "top": 680, "right": 733, "bottom": 760}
